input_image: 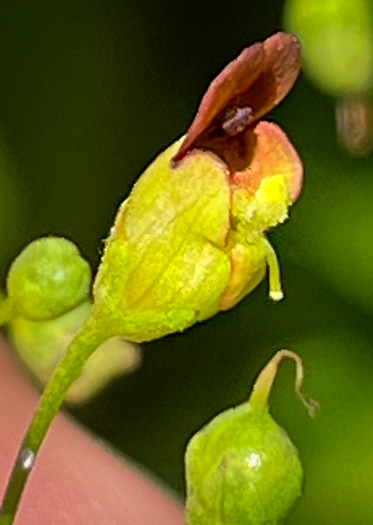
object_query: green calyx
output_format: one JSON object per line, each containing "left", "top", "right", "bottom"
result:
{"left": 6, "top": 237, "right": 91, "bottom": 321}
{"left": 92, "top": 139, "right": 232, "bottom": 342}
{"left": 185, "top": 350, "right": 318, "bottom": 525}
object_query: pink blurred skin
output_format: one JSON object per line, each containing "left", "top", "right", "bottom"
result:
{"left": 0, "top": 338, "right": 184, "bottom": 525}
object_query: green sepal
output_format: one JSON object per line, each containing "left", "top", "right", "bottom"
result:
{"left": 93, "top": 139, "right": 232, "bottom": 342}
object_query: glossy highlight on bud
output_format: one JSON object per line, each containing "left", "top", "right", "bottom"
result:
{"left": 185, "top": 350, "right": 318, "bottom": 525}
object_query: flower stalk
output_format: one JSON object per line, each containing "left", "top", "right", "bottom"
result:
{"left": 0, "top": 316, "right": 108, "bottom": 524}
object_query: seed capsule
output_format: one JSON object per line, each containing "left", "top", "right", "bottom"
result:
{"left": 185, "top": 350, "right": 318, "bottom": 524}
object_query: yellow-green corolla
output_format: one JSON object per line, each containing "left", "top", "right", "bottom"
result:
{"left": 92, "top": 32, "right": 303, "bottom": 342}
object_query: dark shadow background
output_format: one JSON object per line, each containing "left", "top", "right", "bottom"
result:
{"left": 0, "top": 1, "right": 373, "bottom": 523}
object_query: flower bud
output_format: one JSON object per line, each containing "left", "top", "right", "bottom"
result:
{"left": 284, "top": 0, "right": 373, "bottom": 96}
{"left": 185, "top": 350, "right": 318, "bottom": 524}
{"left": 7, "top": 237, "right": 91, "bottom": 321}
{"left": 284, "top": 0, "right": 373, "bottom": 155}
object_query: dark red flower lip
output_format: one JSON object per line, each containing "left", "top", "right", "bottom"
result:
{"left": 172, "top": 32, "right": 301, "bottom": 171}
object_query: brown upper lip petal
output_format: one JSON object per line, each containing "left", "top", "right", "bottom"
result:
{"left": 172, "top": 32, "right": 302, "bottom": 168}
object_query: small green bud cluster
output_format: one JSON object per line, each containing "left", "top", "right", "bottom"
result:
{"left": 185, "top": 350, "right": 318, "bottom": 524}
{"left": 1, "top": 237, "right": 139, "bottom": 402}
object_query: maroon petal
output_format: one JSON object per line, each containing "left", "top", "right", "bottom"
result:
{"left": 256, "top": 32, "right": 302, "bottom": 120}
{"left": 173, "top": 43, "right": 265, "bottom": 164}
{"left": 173, "top": 32, "right": 301, "bottom": 169}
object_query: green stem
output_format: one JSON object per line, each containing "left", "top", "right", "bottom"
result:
{"left": 0, "top": 315, "right": 108, "bottom": 524}
{"left": 250, "top": 349, "right": 319, "bottom": 417}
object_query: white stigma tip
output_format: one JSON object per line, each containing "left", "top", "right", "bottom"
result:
{"left": 270, "top": 290, "right": 284, "bottom": 301}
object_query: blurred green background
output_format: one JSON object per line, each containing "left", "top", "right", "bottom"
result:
{"left": 1, "top": 0, "right": 373, "bottom": 523}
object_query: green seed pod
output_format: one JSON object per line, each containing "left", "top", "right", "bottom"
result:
{"left": 284, "top": 0, "right": 373, "bottom": 96}
{"left": 7, "top": 237, "right": 91, "bottom": 321}
{"left": 9, "top": 300, "right": 140, "bottom": 403}
{"left": 185, "top": 350, "right": 318, "bottom": 525}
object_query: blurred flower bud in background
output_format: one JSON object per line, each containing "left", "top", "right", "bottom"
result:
{"left": 284, "top": 0, "right": 373, "bottom": 154}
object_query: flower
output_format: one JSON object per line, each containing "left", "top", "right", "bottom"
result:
{"left": 92, "top": 32, "right": 303, "bottom": 342}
